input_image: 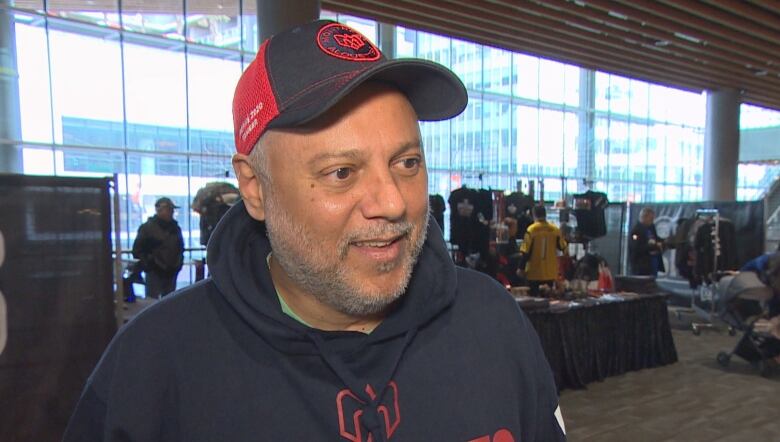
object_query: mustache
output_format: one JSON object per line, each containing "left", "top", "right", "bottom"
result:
{"left": 337, "top": 222, "right": 415, "bottom": 258}
{"left": 344, "top": 222, "right": 414, "bottom": 243}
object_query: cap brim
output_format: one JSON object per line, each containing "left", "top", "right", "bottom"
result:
{"left": 267, "top": 58, "right": 468, "bottom": 130}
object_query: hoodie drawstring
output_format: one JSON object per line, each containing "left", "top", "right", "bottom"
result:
{"left": 308, "top": 327, "right": 418, "bottom": 442}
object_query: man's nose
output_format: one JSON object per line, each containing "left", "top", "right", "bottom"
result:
{"left": 358, "top": 170, "right": 406, "bottom": 221}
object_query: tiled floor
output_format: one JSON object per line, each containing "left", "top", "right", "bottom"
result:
{"left": 559, "top": 319, "right": 780, "bottom": 441}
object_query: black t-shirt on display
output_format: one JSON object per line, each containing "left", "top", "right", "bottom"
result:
{"left": 573, "top": 190, "right": 608, "bottom": 240}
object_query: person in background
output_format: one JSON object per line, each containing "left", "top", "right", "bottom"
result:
{"left": 429, "top": 193, "right": 446, "bottom": 230}
{"left": 743, "top": 252, "right": 780, "bottom": 326}
{"left": 191, "top": 182, "right": 241, "bottom": 246}
{"left": 743, "top": 252, "right": 780, "bottom": 366}
{"left": 741, "top": 251, "right": 780, "bottom": 285}
{"left": 629, "top": 207, "right": 665, "bottom": 277}
{"left": 132, "top": 197, "right": 184, "bottom": 299}
{"left": 518, "top": 205, "right": 568, "bottom": 296}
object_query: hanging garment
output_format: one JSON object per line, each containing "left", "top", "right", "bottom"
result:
{"left": 429, "top": 194, "right": 446, "bottom": 230}
{"left": 573, "top": 190, "right": 608, "bottom": 240}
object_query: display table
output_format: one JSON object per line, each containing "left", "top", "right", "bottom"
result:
{"left": 523, "top": 293, "right": 678, "bottom": 390}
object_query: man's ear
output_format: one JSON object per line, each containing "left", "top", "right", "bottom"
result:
{"left": 232, "top": 154, "right": 266, "bottom": 221}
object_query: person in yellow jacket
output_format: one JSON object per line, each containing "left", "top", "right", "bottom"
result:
{"left": 518, "top": 205, "right": 568, "bottom": 296}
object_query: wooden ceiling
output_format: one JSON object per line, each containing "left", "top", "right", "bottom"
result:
{"left": 11, "top": 0, "right": 780, "bottom": 110}
{"left": 322, "top": 0, "right": 780, "bottom": 111}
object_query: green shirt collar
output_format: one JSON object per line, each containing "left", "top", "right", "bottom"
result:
{"left": 267, "top": 253, "right": 311, "bottom": 327}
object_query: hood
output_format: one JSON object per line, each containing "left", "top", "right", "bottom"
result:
{"left": 207, "top": 201, "right": 458, "bottom": 440}
{"left": 206, "top": 200, "right": 457, "bottom": 355}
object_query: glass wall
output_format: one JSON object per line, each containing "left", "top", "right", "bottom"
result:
{"left": 398, "top": 25, "right": 778, "bottom": 207}
{"left": 12, "top": 3, "right": 253, "bottom": 288}
{"left": 8, "top": 4, "right": 780, "bottom": 286}
{"left": 10, "top": 4, "right": 383, "bottom": 287}
{"left": 738, "top": 104, "right": 780, "bottom": 200}
{"left": 407, "top": 26, "right": 713, "bottom": 205}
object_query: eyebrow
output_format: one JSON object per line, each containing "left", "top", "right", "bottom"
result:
{"left": 306, "top": 149, "right": 363, "bottom": 169}
{"left": 306, "top": 140, "right": 423, "bottom": 168}
{"left": 391, "top": 139, "right": 424, "bottom": 158}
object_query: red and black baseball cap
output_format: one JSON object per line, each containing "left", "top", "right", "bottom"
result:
{"left": 232, "top": 19, "right": 468, "bottom": 155}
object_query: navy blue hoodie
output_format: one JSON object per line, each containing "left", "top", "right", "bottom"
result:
{"left": 65, "top": 202, "right": 565, "bottom": 441}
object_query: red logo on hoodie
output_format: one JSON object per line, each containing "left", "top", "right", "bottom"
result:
{"left": 336, "top": 381, "right": 400, "bottom": 442}
{"left": 468, "top": 429, "right": 516, "bottom": 442}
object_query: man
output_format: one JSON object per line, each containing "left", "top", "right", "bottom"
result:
{"left": 518, "top": 205, "right": 568, "bottom": 296}
{"left": 191, "top": 182, "right": 241, "bottom": 246}
{"left": 65, "top": 20, "right": 565, "bottom": 441}
{"left": 131, "top": 197, "right": 184, "bottom": 298}
{"left": 629, "top": 207, "right": 664, "bottom": 277}
{"left": 738, "top": 252, "right": 780, "bottom": 369}
{"left": 743, "top": 252, "right": 780, "bottom": 336}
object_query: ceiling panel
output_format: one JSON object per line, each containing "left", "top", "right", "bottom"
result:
{"left": 323, "top": 0, "right": 780, "bottom": 111}
{"left": 9, "top": 0, "right": 780, "bottom": 110}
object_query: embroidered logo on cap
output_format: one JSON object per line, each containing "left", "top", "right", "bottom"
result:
{"left": 317, "top": 23, "right": 381, "bottom": 62}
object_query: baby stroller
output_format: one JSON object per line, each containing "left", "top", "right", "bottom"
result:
{"left": 715, "top": 272, "right": 779, "bottom": 376}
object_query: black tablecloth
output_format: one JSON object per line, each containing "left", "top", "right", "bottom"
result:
{"left": 525, "top": 294, "right": 678, "bottom": 390}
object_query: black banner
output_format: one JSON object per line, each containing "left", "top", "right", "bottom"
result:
{"left": 628, "top": 200, "right": 765, "bottom": 277}
{"left": 0, "top": 174, "right": 115, "bottom": 442}
{"left": 590, "top": 203, "right": 627, "bottom": 272}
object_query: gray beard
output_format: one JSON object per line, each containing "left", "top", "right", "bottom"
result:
{"left": 264, "top": 194, "right": 429, "bottom": 317}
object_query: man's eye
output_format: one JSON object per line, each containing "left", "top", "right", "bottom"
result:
{"left": 334, "top": 168, "right": 352, "bottom": 180}
{"left": 395, "top": 157, "right": 421, "bottom": 174}
{"left": 402, "top": 158, "right": 420, "bottom": 169}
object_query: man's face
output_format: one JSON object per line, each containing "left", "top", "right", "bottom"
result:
{"left": 640, "top": 210, "right": 655, "bottom": 226}
{"left": 260, "top": 83, "right": 429, "bottom": 316}
{"left": 156, "top": 204, "right": 174, "bottom": 221}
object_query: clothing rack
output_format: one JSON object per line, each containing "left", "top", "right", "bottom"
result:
{"left": 690, "top": 208, "right": 725, "bottom": 335}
